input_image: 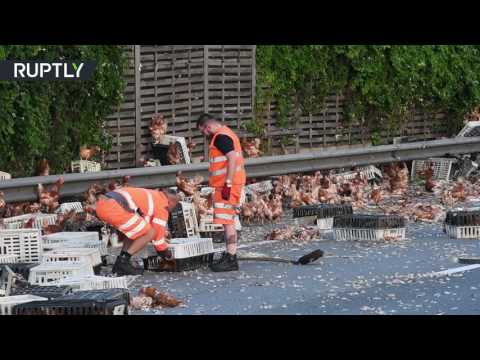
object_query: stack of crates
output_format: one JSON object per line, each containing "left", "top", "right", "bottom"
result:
{"left": 333, "top": 214, "right": 406, "bottom": 242}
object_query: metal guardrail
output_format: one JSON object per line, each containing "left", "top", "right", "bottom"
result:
{"left": 1, "top": 137, "right": 480, "bottom": 203}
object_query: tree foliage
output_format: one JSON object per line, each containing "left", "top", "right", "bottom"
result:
{"left": 254, "top": 45, "right": 480, "bottom": 140}
{"left": 0, "top": 45, "right": 127, "bottom": 176}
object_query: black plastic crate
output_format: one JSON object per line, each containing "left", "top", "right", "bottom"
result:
{"left": 11, "top": 284, "right": 73, "bottom": 299}
{"left": 0, "top": 263, "right": 37, "bottom": 281}
{"left": 12, "top": 299, "right": 129, "bottom": 315}
{"left": 143, "top": 253, "right": 214, "bottom": 273}
{"left": 293, "top": 204, "right": 353, "bottom": 219}
{"left": 333, "top": 214, "right": 406, "bottom": 229}
{"left": 445, "top": 210, "right": 480, "bottom": 226}
{"left": 152, "top": 142, "right": 186, "bottom": 165}
{"left": 58, "top": 288, "right": 130, "bottom": 303}
{"left": 167, "top": 204, "right": 188, "bottom": 238}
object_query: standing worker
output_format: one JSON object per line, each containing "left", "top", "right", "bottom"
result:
{"left": 95, "top": 187, "right": 180, "bottom": 276}
{"left": 197, "top": 114, "right": 246, "bottom": 272}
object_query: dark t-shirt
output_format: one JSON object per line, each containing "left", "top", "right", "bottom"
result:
{"left": 214, "top": 135, "right": 234, "bottom": 155}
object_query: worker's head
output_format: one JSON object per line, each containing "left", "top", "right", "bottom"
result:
{"left": 161, "top": 189, "right": 181, "bottom": 211}
{"left": 197, "top": 113, "right": 221, "bottom": 137}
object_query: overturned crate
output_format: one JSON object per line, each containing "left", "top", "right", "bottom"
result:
{"left": 411, "top": 158, "right": 457, "bottom": 181}
{"left": 168, "top": 202, "right": 200, "bottom": 238}
{"left": 0, "top": 171, "right": 11, "bottom": 181}
{"left": 49, "top": 275, "right": 128, "bottom": 292}
{"left": 28, "top": 262, "right": 94, "bottom": 285}
{"left": 11, "top": 284, "right": 73, "bottom": 299}
{"left": 12, "top": 297, "right": 129, "bottom": 315}
{"left": 42, "top": 232, "right": 107, "bottom": 256}
{"left": 41, "top": 247, "right": 103, "bottom": 274}
{"left": 144, "top": 237, "right": 214, "bottom": 272}
{"left": 2, "top": 213, "right": 57, "bottom": 230}
{"left": 0, "top": 295, "right": 48, "bottom": 315}
{"left": 0, "top": 229, "right": 43, "bottom": 263}
{"left": 293, "top": 204, "right": 353, "bottom": 230}
{"left": 0, "top": 254, "right": 19, "bottom": 264}
{"left": 334, "top": 165, "right": 383, "bottom": 183}
{"left": 333, "top": 214, "right": 406, "bottom": 242}
{"left": 444, "top": 209, "right": 480, "bottom": 239}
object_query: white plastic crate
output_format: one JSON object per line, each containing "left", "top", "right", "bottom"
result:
{"left": 198, "top": 214, "right": 242, "bottom": 232}
{"left": 333, "top": 228, "right": 406, "bottom": 242}
{"left": 156, "top": 135, "right": 191, "bottom": 164}
{"left": 245, "top": 180, "right": 273, "bottom": 195}
{"left": 44, "top": 239, "right": 108, "bottom": 256}
{"left": 411, "top": 158, "right": 457, "bottom": 181}
{"left": 2, "top": 213, "right": 57, "bottom": 230}
{"left": 29, "top": 262, "right": 94, "bottom": 285}
{"left": 168, "top": 237, "right": 214, "bottom": 259}
{"left": 316, "top": 217, "right": 334, "bottom": 231}
{"left": 71, "top": 160, "right": 101, "bottom": 173}
{"left": 0, "top": 229, "right": 43, "bottom": 262}
{"left": 56, "top": 202, "right": 84, "bottom": 214}
{"left": 336, "top": 165, "right": 382, "bottom": 182}
{"left": 445, "top": 225, "right": 480, "bottom": 239}
{"left": 457, "top": 121, "right": 480, "bottom": 137}
{"left": 43, "top": 232, "right": 99, "bottom": 246}
{"left": 0, "top": 171, "right": 11, "bottom": 181}
{"left": 0, "top": 295, "right": 47, "bottom": 315}
{"left": 0, "top": 254, "right": 19, "bottom": 264}
{"left": 42, "top": 247, "right": 102, "bottom": 267}
{"left": 179, "top": 202, "right": 200, "bottom": 238}
{"left": 49, "top": 275, "right": 128, "bottom": 291}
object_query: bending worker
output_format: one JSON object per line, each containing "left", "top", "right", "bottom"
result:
{"left": 197, "top": 113, "right": 246, "bottom": 272}
{"left": 95, "top": 187, "right": 180, "bottom": 276}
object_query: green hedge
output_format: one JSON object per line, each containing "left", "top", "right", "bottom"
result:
{"left": 0, "top": 45, "right": 127, "bottom": 177}
{"left": 253, "top": 45, "right": 480, "bottom": 139}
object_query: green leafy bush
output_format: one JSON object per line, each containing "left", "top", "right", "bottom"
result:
{"left": 0, "top": 45, "right": 127, "bottom": 176}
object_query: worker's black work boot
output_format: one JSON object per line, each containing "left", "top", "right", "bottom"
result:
{"left": 210, "top": 252, "right": 239, "bottom": 272}
{"left": 112, "top": 254, "right": 144, "bottom": 276}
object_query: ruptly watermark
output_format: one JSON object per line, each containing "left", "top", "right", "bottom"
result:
{"left": 0, "top": 61, "right": 96, "bottom": 80}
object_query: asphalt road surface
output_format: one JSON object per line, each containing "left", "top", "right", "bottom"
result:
{"left": 119, "top": 209, "right": 480, "bottom": 315}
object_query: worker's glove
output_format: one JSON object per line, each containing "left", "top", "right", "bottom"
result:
{"left": 221, "top": 186, "right": 231, "bottom": 201}
{"left": 157, "top": 249, "right": 172, "bottom": 260}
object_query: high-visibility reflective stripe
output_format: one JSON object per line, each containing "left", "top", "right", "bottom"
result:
{"left": 125, "top": 221, "right": 146, "bottom": 238}
{"left": 118, "top": 214, "right": 142, "bottom": 231}
{"left": 115, "top": 190, "right": 138, "bottom": 212}
{"left": 152, "top": 238, "right": 165, "bottom": 246}
{"left": 214, "top": 213, "right": 235, "bottom": 220}
{"left": 210, "top": 168, "right": 227, "bottom": 176}
{"left": 152, "top": 218, "right": 167, "bottom": 227}
{"left": 210, "top": 156, "right": 227, "bottom": 163}
{"left": 214, "top": 203, "right": 234, "bottom": 209}
{"left": 210, "top": 166, "right": 244, "bottom": 177}
{"left": 143, "top": 190, "right": 154, "bottom": 223}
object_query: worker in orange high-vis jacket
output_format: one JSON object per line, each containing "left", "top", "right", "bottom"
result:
{"left": 95, "top": 187, "right": 180, "bottom": 276}
{"left": 197, "top": 114, "right": 246, "bottom": 272}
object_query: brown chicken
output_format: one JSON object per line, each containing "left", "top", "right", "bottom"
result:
{"left": 369, "top": 185, "right": 383, "bottom": 205}
{"left": 0, "top": 191, "right": 5, "bottom": 212}
{"left": 38, "top": 177, "right": 65, "bottom": 213}
{"left": 35, "top": 158, "right": 50, "bottom": 176}
{"left": 265, "top": 226, "right": 296, "bottom": 241}
{"left": 242, "top": 138, "right": 262, "bottom": 158}
{"left": 80, "top": 146, "right": 101, "bottom": 161}
{"left": 108, "top": 176, "right": 131, "bottom": 191}
{"left": 186, "top": 140, "right": 196, "bottom": 157}
{"left": 139, "top": 287, "right": 183, "bottom": 308}
{"left": 149, "top": 115, "right": 168, "bottom": 144}
{"left": 175, "top": 171, "right": 203, "bottom": 196}
{"left": 167, "top": 142, "right": 181, "bottom": 165}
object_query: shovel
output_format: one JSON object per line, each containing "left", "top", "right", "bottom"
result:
{"left": 237, "top": 249, "right": 324, "bottom": 265}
